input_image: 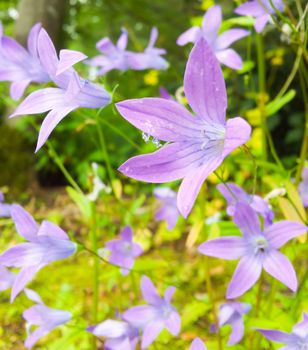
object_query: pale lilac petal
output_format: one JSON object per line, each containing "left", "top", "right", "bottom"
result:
{"left": 0, "top": 267, "right": 15, "bottom": 291}
{"left": 177, "top": 156, "right": 224, "bottom": 218}
{"left": 202, "top": 5, "right": 222, "bottom": 44}
{"left": 132, "top": 243, "right": 143, "bottom": 257}
{"left": 184, "top": 38, "right": 227, "bottom": 124}
{"left": 10, "top": 79, "right": 31, "bottom": 100}
{"left": 141, "top": 276, "right": 161, "bottom": 305}
{"left": 190, "top": 338, "right": 207, "bottom": 350}
{"left": 11, "top": 265, "right": 40, "bottom": 302}
{"left": 257, "top": 329, "right": 291, "bottom": 343}
{"left": 24, "top": 288, "right": 43, "bottom": 304}
{"left": 37, "top": 220, "right": 69, "bottom": 240}
{"left": 117, "top": 28, "right": 128, "bottom": 50}
{"left": 120, "top": 226, "right": 133, "bottom": 241}
{"left": 198, "top": 236, "right": 245, "bottom": 260}
{"left": 105, "top": 337, "right": 132, "bottom": 350}
{"left": 147, "top": 27, "right": 158, "bottom": 49}
{"left": 215, "top": 29, "right": 249, "bottom": 50}
{"left": 176, "top": 27, "right": 201, "bottom": 46}
{"left": 96, "top": 37, "right": 116, "bottom": 54}
{"left": 255, "top": 14, "right": 270, "bottom": 32}
{"left": 233, "top": 202, "right": 261, "bottom": 236}
{"left": 217, "top": 183, "right": 248, "bottom": 212}
{"left": 263, "top": 250, "right": 297, "bottom": 292}
{"left": 1, "top": 36, "right": 29, "bottom": 64}
{"left": 265, "top": 221, "right": 307, "bottom": 249}
{"left": 165, "top": 311, "right": 181, "bottom": 335}
{"left": 0, "top": 243, "right": 44, "bottom": 267}
{"left": 123, "top": 305, "right": 156, "bottom": 328}
{"left": 88, "top": 320, "right": 129, "bottom": 338}
{"left": 219, "top": 304, "right": 235, "bottom": 326}
{"left": 24, "top": 326, "right": 48, "bottom": 350}
{"left": 227, "top": 255, "right": 262, "bottom": 298}
{"left": 216, "top": 49, "right": 243, "bottom": 70}
{"left": 119, "top": 142, "right": 205, "bottom": 183}
{"left": 116, "top": 98, "right": 202, "bottom": 142}
{"left": 228, "top": 317, "right": 244, "bottom": 345}
{"left": 164, "top": 286, "right": 176, "bottom": 303}
{"left": 141, "top": 321, "right": 164, "bottom": 348}
{"left": 27, "top": 23, "right": 42, "bottom": 58}
{"left": 56, "top": 49, "right": 87, "bottom": 76}
{"left": 235, "top": 2, "right": 264, "bottom": 17}
{"left": 10, "top": 204, "right": 38, "bottom": 241}
{"left": 9, "top": 88, "right": 66, "bottom": 118}
{"left": 37, "top": 28, "right": 58, "bottom": 77}
{"left": 35, "top": 105, "right": 77, "bottom": 152}
{"left": 293, "top": 313, "right": 308, "bottom": 337}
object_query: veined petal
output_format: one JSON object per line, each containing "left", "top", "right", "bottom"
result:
{"left": 56, "top": 49, "right": 87, "bottom": 76}
{"left": 38, "top": 28, "right": 58, "bottom": 78}
{"left": 164, "top": 286, "right": 176, "bottom": 303}
{"left": 233, "top": 202, "right": 261, "bottom": 236}
{"left": 116, "top": 98, "right": 202, "bottom": 142}
{"left": 257, "top": 329, "right": 291, "bottom": 343}
{"left": 10, "top": 79, "right": 31, "bottom": 100}
{"left": 141, "top": 321, "right": 165, "bottom": 348}
{"left": 198, "top": 236, "right": 245, "bottom": 260}
{"left": 119, "top": 142, "right": 205, "bottom": 183}
{"left": 265, "top": 221, "right": 307, "bottom": 249}
{"left": 202, "top": 5, "right": 222, "bottom": 44}
{"left": 217, "top": 183, "right": 249, "bottom": 208}
{"left": 24, "top": 325, "right": 48, "bottom": 349}
{"left": 222, "top": 117, "right": 251, "bottom": 157}
{"left": 9, "top": 88, "right": 66, "bottom": 118}
{"left": 37, "top": 220, "right": 69, "bottom": 240}
{"left": 255, "top": 14, "right": 271, "bottom": 33}
{"left": 165, "top": 311, "right": 181, "bottom": 335}
{"left": 1, "top": 36, "right": 29, "bottom": 64}
{"left": 27, "top": 22, "right": 42, "bottom": 59}
{"left": 235, "top": 1, "right": 265, "bottom": 17}
{"left": 227, "top": 255, "right": 262, "bottom": 299}
{"left": 190, "top": 338, "right": 207, "bottom": 350}
{"left": 141, "top": 276, "right": 162, "bottom": 305}
{"left": 176, "top": 27, "right": 201, "bottom": 46}
{"left": 11, "top": 265, "right": 40, "bottom": 302}
{"left": 184, "top": 38, "right": 227, "bottom": 125}
{"left": 35, "top": 105, "right": 77, "bottom": 152}
{"left": 228, "top": 317, "right": 244, "bottom": 345}
{"left": 10, "top": 204, "right": 38, "bottom": 241}
{"left": 263, "top": 250, "right": 297, "bottom": 292}
{"left": 177, "top": 154, "right": 224, "bottom": 218}
{"left": 216, "top": 49, "right": 243, "bottom": 70}
{"left": 215, "top": 29, "right": 249, "bottom": 50}
{"left": 0, "top": 243, "right": 44, "bottom": 268}
{"left": 88, "top": 320, "right": 129, "bottom": 338}
{"left": 123, "top": 305, "right": 156, "bottom": 328}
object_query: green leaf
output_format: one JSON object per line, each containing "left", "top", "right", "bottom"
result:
{"left": 66, "top": 186, "right": 91, "bottom": 220}
{"left": 266, "top": 90, "right": 296, "bottom": 117}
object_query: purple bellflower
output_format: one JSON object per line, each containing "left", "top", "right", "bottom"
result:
{"left": 217, "top": 183, "right": 274, "bottom": 226}
{"left": 0, "top": 204, "right": 77, "bottom": 302}
{"left": 235, "top": 0, "right": 285, "bottom": 33}
{"left": 190, "top": 337, "right": 207, "bottom": 350}
{"left": 218, "top": 301, "right": 251, "bottom": 345}
{"left": 116, "top": 38, "right": 251, "bottom": 218}
{"left": 198, "top": 202, "right": 307, "bottom": 299}
{"left": 0, "top": 22, "right": 50, "bottom": 100}
{"left": 0, "top": 192, "right": 11, "bottom": 217}
{"left": 123, "top": 276, "right": 181, "bottom": 349}
{"left": 87, "top": 319, "right": 139, "bottom": 350}
{"left": 23, "top": 290, "right": 71, "bottom": 349}
{"left": 105, "top": 226, "right": 143, "bottom": 276}
{"left": 154, "top": 187, "right": 180, "bottom": 230}
{"left": 257, "top": 312, "right": 308, "bottom": 349}
{"left": 177, "top": 5, "right": 249, "bottom": 70}
{"left": 299, "top": 165, "right": 308, "bottom": 207}
{"left": 9, "top": 27, "right": 111, "bottom": 152}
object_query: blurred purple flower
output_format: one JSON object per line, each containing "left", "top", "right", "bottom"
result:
{"left": 257, "top": 312, "right": 308, "bottom": 349}
{"left": 299, "top": 165, "right": 308, "bottom": 207}
{"left": 235, "top": 0, "right": 285, "bottom": 33}
{"left": 177, "top": 5, "right": 249, "bottom": 70}
{"left": 0, "top": 192, "right": 12, "bottom": 217}
{"left": 127, "top": 27, "right": 168, "bottom": 71}
{"left": 23, "top": 290, "right": 71, "bottom": 350}
{"left": 87, "top": 319, "right": 139, "bottom": 350}
{"left": 190, "top": 337, "right": 207, "bottom": 350}
{"left": 123, "top": 276, "right": 181, "bottom": 349}
{"left": 159, "top": 86, "right": 173, "bottom": 100}
{"left": 0, "top": 22, "right": 49, "bottom": 100}
{"left": 105, "top": 226, "right": 143, "bottom": 276}
{"left": 154, "top": 187, "right": 180, "bottom": 230}
{"left": 0, "top": 266, "right": 15, "bottom": 291}
{"left": 116, "top": 38, "right": 251, "bottom": 218}
{"left": 217, "top": 183, "right": 274, "bottom": 226}
{"left": 0, "top": 204, "right": 77, "bottom": 302}
{"left": 198, "top": 202, "right": 307, "bottom": 298}
{"left": 219, "top": 301, "right": 251, "bottom": 345}
{"left": 9, "top": 27, "right": 110, "bottom": 152}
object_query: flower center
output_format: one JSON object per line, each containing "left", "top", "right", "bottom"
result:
{"left": 200, "top": 123, "right": 226, "bottom": 150}
{"left": 253, "top": 236, "right": 268, "bottom": 254}
{"left": 121, "top": 241, "right": 132, "bottom": 254}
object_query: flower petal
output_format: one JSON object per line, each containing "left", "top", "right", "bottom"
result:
{"left": 0, "top": 243, "right": 44, "bottom": 268}
{"left": 216, "top": 49, "right": 243, "bottom": 70}
{"left": 228, "top": 317, "right": 244, "bottom": 345}
{"left": 164, "top": 286, "right": 176, "bottom": 303}
{"left": 256, "top": 329, "right": 291, "bottom": 343}
{"left": 177, "top": 27, "right": 201, "bottom": 46}
{"left": 265, "top": 221, "right": 307, "bottom": 249}
{"left": 116, "top": 98, "right": 202, "bottom": 142}
{"left": 117, "top": 28, "right": 128, "bottom": 50}
{"left": 27, "top": 22, "right": 42, "bottom": 58}
{"left": 56, "top": 49, "right": 87, "bottom": 76}
{"left": 120, "top": 226, "right": 133, "bottom": 241}
{"left": 263, "top": 250, "right": 297, "bottom": 292}
{"left": 202, "top": 5, "right": 222, "bottom": 44}
{"left": 123, "top": 305, "right": 156, "bottom": 328}
{"left": 10, "top": 79, "right": 31, "bottom": 100}
{"left": 38, "top": 28, "right": 58, "bottom": 78}
{"left": 141, "top": 276, "right": 162, "bottom": 305}
{"left": 216, "top": 29, "right": 249, "bottom": 50}
{"left": 87, "top": 319, "right": 129, "bottom": 338}
{"left": 24, "top": 325, "right": 48, "bottom": 350}
{"left": 227, "top": 255, "right": 262, "bottom": 299}
{"left": 166, "top": 311, "right": 181, "bottom": 335}
{"left": 37, "top": 220, "right": 69, "bottom": 240}
{"left": 223, "top": 117, "right": 251, "bottom": 157}
{"left": 233, "top": 202, "right": 261, "bottom": 236}
{"left": 198, "top": 236, "right": 245, "bottom": 260}
{"left": 255, "top": 14, "right": 270, "bottom": 33}
{"left": 141, "top": 321, "right": 164, "bottom": 348}
{"left": 235, "top": 1, "right": 264, "bottom": 17}
{"left": 10, "top": 204, "right": 38, "bottom": 241}
{"left": 184, "top": 38, "right": 227, "bottom": 124}
{"left": 190, "top": 337, "right": 207, "bottom": 350}
{"left": 11, "top": 265, "right": 41, "bottom": 302}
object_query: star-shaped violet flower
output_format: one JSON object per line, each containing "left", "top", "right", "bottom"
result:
{"left": 217, "top": 183, "right": 274, "bottom": 226}
{"left": 0, "top": 22, "right": 50, "bottom": 100}
{"left": 123, "top": 276, "right": 181, "bottom": 349}
{"left": 116, "top": 38, "right": 251, "bottom": 218}
{"left": 177, "top": 5, "right": 249, "bottom": 70}
{"left": 87, "top": 319, "right": 139, "bottom": 350}
{"left": 218, "top": 301, "right": 251, "bottom": 345}
{"left": 257, "top": 312, "right": 308, "bottom": 349}
{"left": 0, "top": 192, "right": 12, "bottom": 217}
{"left": 299, "top": 165, "right": 308, "bottom": 208}
{"left": 9, "top": 27, "right": 111, "bottom": 152}
{"left": 0, "top": 204, "right": 77, "bottom": 302}
{"left": 190, "top": 337, "right": 207, "bottom": 350}
{"left": 105, "top": 226, "right": 143, "bottom": 276}
{"left": 154, "top": 187, "right": 180, "bottom": 230}
{"left": 235, "top": 0, "right": 285, "bottom": 33}
{"left": 198, "top": 202, "right": 307, "bottom": 298}
{"left": 23, "top": 290, "right": 71, "bottom": 350}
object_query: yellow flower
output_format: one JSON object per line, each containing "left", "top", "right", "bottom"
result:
{"left": 144, "top": 70, "right": 159, "bottom": 86}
